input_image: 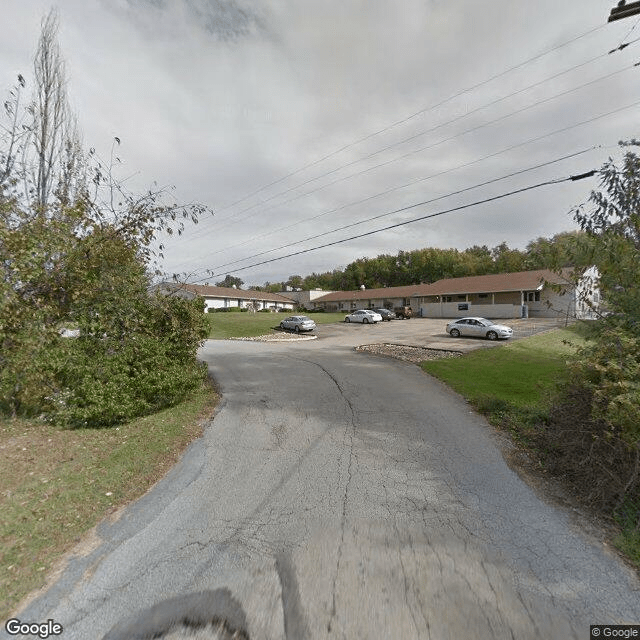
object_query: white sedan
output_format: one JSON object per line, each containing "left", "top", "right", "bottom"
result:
{"left": 344, "top": 310, "right": 383, "bottom": 324}
{"left": 279, "top": 315, "right": 316, "bottom": 333}
{"left": 446, "top": 317, "right": 513, "bottom": 340}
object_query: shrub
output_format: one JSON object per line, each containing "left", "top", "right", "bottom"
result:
{"left": 539, "top": 376, "right": 639, "bottom": 515}
{"left": 0, "top": 14, "right": 210, "bottom": 427}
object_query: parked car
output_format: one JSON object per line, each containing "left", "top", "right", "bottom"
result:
{"left": 446, "top": 317, "right": 513, "bottom": 340}
{"left": 279, "top": 315, "right": 316, "bottom": 333}
{"left": 394, "top": 306, "right": 413, "bottom": 319}
{"left": 374, "top": 308, "right": 395, "bottom": 321}
{"left": 344, "top": 310, "right": 383, "bottom": 324}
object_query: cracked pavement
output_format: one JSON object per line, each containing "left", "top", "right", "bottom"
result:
{"left": 6, "top": 327, "right": 640, "bottom": 639}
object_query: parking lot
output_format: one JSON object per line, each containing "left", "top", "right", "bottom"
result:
{"left": 307, "top": 316, "right": 569, "bottom": 352}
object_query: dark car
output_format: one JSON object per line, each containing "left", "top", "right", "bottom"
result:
{"left": 394, "top": 306, "right": 413, "bottom": 319}
{"left": 374, "top": 308, "right": 395, "bottom": 321}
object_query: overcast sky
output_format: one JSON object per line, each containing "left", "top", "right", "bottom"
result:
{"left": 3, "top": 1, "right": 640, "bottom": 286}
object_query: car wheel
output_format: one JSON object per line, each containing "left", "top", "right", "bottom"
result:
{"left": 280, "top": 322, "right": 285, "bottom": 329}
{"left": 450, "top": 329, "right": 460, "bottom": 337}
{"left": 295, "top": 325, "right": 300, "bottom": 333}
{"left": 345, "top": 318, "right": 350, "bottom": 323}
{"left": 486, "top": 331, "right": 498, "bottom": 340}
{"left": 363, "top": 318, "right": 369, "bottom": 324}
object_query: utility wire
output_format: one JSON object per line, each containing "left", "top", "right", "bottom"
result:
{"left": 179, "top": 96, "right": 640, "bottom": 279}
{"left": 204, "top": 148, "right": 597, "bottom": 273}
{"left": 205, "top": 51, "right": 625, "bottom": 234}
{"left": 203, "top": 61, "right": 639, "bottom": 236}
{"left": 209, "top": 23, "right": 607, "bottom": 218}
{"left": 197, "top": 172, "right": 596, "bottom": 280}
{"left": 614, "top": 18, "right": 640, "bottom": 51}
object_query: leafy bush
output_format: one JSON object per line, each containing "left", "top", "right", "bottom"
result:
{"left": 0, "top": 13, "right": 210, "bottom": 427}
{"left": 541, "top": 144, "right": 640, "bottom": 528}
{"left": 0, "top": 225, "right": 209, "bottom": 426}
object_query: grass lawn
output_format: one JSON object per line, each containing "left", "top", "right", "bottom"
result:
{"left": 420, "top": 328, "right": 585, "bottom": 454}
{"left": 421, "top": 328, "right": 584, "bottom": 410}
{"left": 206, "top": 311, "right": 345, "bottom": 339}
{"left": 0, "top": 381, "right": 219, "bottom": 620}
{"left": 421, "top": 326, "right": 640, "bottom": 567}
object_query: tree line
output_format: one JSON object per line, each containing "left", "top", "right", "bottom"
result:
{"left": 225, "top": 231, "right": 596, "bottom": 292}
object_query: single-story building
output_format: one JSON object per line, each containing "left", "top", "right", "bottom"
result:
{"left": 310, "top": 268, "right": 600, "bottom": 320}
{"left": 154, "top": 282, "right": 295, "bottom": 312}
{"left": 415, "top": 268, "right": 598, "bottom": 319}
{"left": 310, "top": 284, "right": 432, "bottom": 313}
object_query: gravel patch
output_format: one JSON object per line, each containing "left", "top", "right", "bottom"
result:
{"left": 230, "top": 333, "right": 317, "bottom": 342}
{"left": 356, "top": 343, "right": 463, "bottom": 363}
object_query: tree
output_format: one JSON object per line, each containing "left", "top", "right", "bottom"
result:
{"left": 31, "top": 10, "right": 81, "bottom": 208}
{"left": 215, "top": 274, "right": 244, "bottom": 289}
{"left": 490, "top": 242, "right": 526, "bottom": 273}
{"left": 285, "top": 275, "right": 303, "bottom": 290}
{"left": 539, "top": 143, "right": 640, "bottom": 530}
{"left": 0, "top": 10, "right": 81, "bottom": 209}
{"left": 0, "top": 12, "right": 210, "bottom": 425}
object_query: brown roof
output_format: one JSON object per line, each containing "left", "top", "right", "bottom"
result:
{"left": 424, "top": 269, "right": 573, "bottom": 296}
{"left": 162, "top": 282, "right": 294, "bottom": 303}
{"left": 312, "top": 269, "right": 574, "bottom": 302}
{"left": 313, "top": 283, "right": 434, "bottom": 303}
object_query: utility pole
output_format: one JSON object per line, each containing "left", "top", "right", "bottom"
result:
{"left": 608, "top": 0, "right": 640, "bottom": 22}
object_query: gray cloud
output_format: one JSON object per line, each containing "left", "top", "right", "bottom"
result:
{"left": 2, "top": 1, "right": 639, "bottom": 286}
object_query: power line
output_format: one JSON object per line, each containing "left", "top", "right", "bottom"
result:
{"left": 195, "top": 171, "right": 596, "bottom": 280}
{"left": 204, "top": 148, "right": 597, "bottom": 273}
{"left": 208, "top": 52, "right": 618, "bottom": 235}
{"left": 209, "top": 23, "right": 607, "bottom": 218}
{"left": 200, "top": 61, "right": 639, "bottom": 237}
{"left": 178, "top": 95, "right": 640, "bottom": 279}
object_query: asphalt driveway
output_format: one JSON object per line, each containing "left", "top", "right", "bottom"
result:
{"left": 10, "top": 324, "right": 640, "bottom": 640}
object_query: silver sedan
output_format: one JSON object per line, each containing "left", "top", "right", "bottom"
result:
{"left": 446, "top": 317, "right": 513, "bottom": 340}
{"left": 279, "top": 315, "right": 317, "bottom": 333}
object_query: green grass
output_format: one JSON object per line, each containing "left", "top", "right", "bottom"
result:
{"left": 614, "top": 501, "right": 640, "bottom": 565}
{"left": 421, "top": 328, "right": 585, "bottom": 451}
{"left": 0, "top": 381, "right": 219, "bottom": 619}
{"left": 206, "top": 311, "right": 346, "bottom": 339}
{"left": 421, "top": 328, "right": 583, "bottom": 410}
{"left": 421, "top": 327, "right": 640, "bottom": 567}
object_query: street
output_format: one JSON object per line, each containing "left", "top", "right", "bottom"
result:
{"left": 7, "top": 329, "right": 640, "bottom": 639}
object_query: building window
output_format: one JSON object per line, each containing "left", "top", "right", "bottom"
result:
{"left": 526, "top": 291, "right": 541, "bottom": 302}
{"left": 443, "top": 296, "right": 452, "bottom": 302}
{"left": 478, "top": 293, "right": 488, "bottom": 299}
{"left": 458, "top": 303, "right": 469, "bottom": 311}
